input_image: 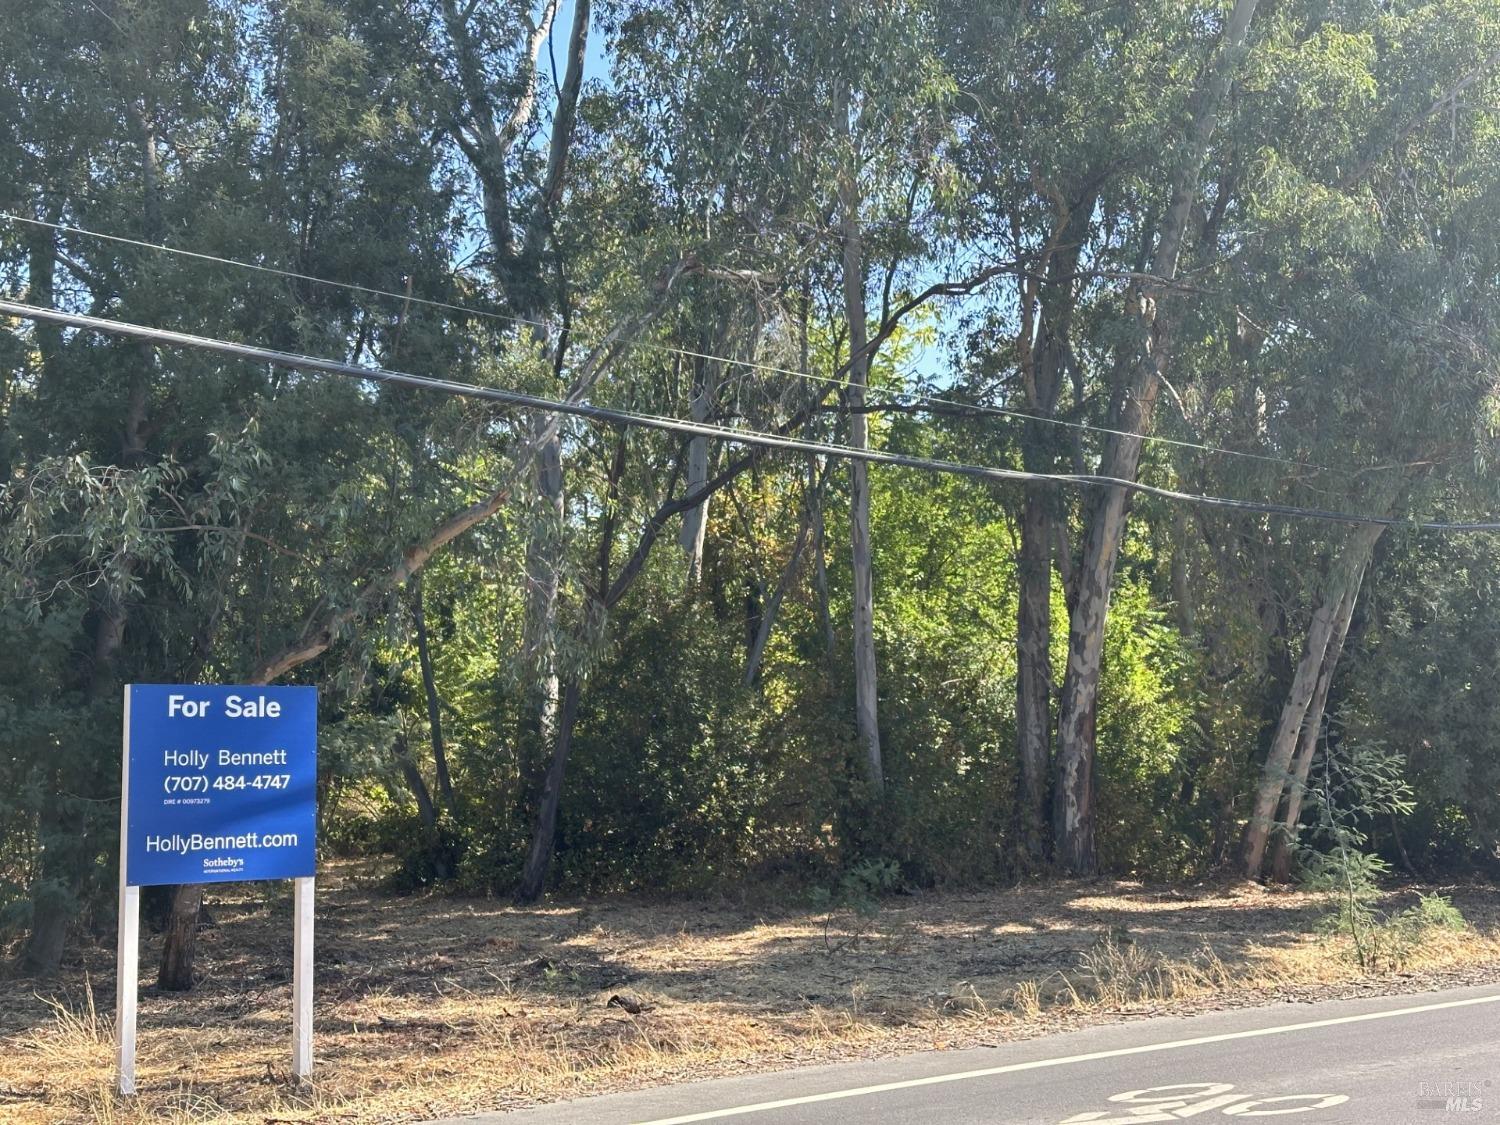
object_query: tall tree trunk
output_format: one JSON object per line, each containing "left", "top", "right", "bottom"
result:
{"left": 1052, "top": 471, "right": 1140, "bottom": 875}
{"left": 21, "top": 879, "right": 69, "bottom": 975}
{"left": 1015, "top": 487, "right": 1053, "bottom": 867}
{"left": 29, "top": 105, "right": 159, "bottom": 964}
{"left": 515, "top": 418, "right": 566, "bottom": 822}
{"left": 441, "top": 0, "right": 589, "bottom": 832}
{"left": 393, "top": 732, "right": 438, "bottom": 832}
{"left": 837, "top": 79, "right": 883, "bottom": 796}
{"left": 1266, "top": 568, "right": 1365, "bottom": 882}
{"left": 157, "top": 884, "right": 204, "bottom": 991}
{"left": 1051, "top": 0, "right": 1262, "bottom": 874}
{"left": 1245, "top": 524, "right": 1382, "bottom": 879}
{"left": 159, "top": 592, "right": 217, "bottom": 992}
{"left": 1012, "top": 193, "right": 1087, "bottom": 869}
{"left": 20, "top": 225, "right": 68, "bottom": 975}
{"left": 810, "top": 459, "right": 837, "bottom": 663}
{"left": 515, "top": 677, "right": 582, "bottom": 903}
{"left": 1265, "top": 631, "right": 1340, "bottom": 883}
{"left": 509, "top": 417, "right": 840, "bottom": 897}
{"left": 744, "top": 486, "right": 821, "bottom": 688}
{"left": 515, "top": 429, "right": 628, "bottom": 904}
{"left": 411, "top": 574, "right": 456, "bottom": 814}
{"left": 678, "top": 352, "right": 717, "bottom": 582}
{"left": 130, "top": 83, "right": 214, "bottom": 992}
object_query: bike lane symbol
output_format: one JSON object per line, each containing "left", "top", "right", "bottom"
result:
{"left": 1059, "top": 1083, "right": 1350, "bottom": 1122}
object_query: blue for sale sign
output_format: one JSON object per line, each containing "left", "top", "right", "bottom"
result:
{"left": 123, "top": 684, "right": 317, "bottom": 886}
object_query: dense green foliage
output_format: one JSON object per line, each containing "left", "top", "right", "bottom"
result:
{"left": 5, "top": 0, "right": 1500, "bottom": 974}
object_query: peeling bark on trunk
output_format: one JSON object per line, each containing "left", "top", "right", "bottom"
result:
{"left": 678, "top": 352, "right": 717, "bottom": 582}
{"left": 1265, "top": 647, "right": 1337, "bottom": 884}
{"left": 1015, "top": 487, "right": 1053, "bottom": 867}
{"left": 837, "top": 79, "right": 883, "bottom": 796}
{"left": 1052, "top": 347, "right": 1162, "bottom": 875}
{"left": 1242, "top": 522, "right": 1382, "bottom": 879}
{"left": 1012, "top": 203, "right": 1084, "bottom": 869}
{"left": 1242, "top": 597, "right": 1340, "bottom": 879}
{"left": 1052, "top": 478, "right": 1137, "bottom": 875}
{"left": 522, "top": 430, "right": 565, "bottom": 753}
{"left": 1050, "top": 0, "right": 1262, "bottom": 874}
{"left": 515, "top": 677, "right": 581, "bottom": 903}
{"left": 516, "top": 429, "right": 626, "bottom": 905}
{"left": 810, "top": 460, "right": 837, "bottom": 663}
{"left": 847, "top": 364, "right": 880, "bottom": 793}
{"left": 1248, "top": 525, "right": 1381, "bottom": 880}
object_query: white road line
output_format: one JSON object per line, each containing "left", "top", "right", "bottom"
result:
{"left": 632, "top": 990, "right": 1500, "bottom": 1124}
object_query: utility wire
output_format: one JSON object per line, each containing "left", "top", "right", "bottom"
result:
{"left": 1, "top": 298, "right": 1492, "bottom": 533}
{"left": 0, "top": 212, "right": 551, "bottom": 333}
{"left": 1, "top": 211, "right": 1339, "bottom": 475}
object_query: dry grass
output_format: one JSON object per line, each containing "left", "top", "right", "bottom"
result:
{"left": 5, "top": 865, "right": 1500, "bottom": 1124}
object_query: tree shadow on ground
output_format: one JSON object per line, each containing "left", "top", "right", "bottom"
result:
{"left": 3, "top": 864, "right": 1409, "bottom": 1036}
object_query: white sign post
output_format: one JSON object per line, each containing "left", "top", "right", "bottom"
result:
{"left": 116, "top": 684, "right": 318, "bottom": 1097}
{"left": 292, "top": 874, "right": 315, "bottom": 1083}
{"left": 115, "top": 686, "right": 139, "bottom": 1095}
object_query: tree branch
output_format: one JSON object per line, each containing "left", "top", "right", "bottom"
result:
{"left": 249, "top": 258, "right": 694, "bottom": 683}
{"left": 1341, "top": 47, "right": 1500, "bottom": 189}
{"left": 521, "top": 0, "right": 589, "bottom": 266}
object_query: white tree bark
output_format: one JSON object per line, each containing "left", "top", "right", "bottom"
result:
{"left": 677, "top": 356, "right": 717, "bottom": 582}
{"left": 1244, "top": 522, "right": 1383, "bottom": 878}
{"left": 1051, "top": 0, "right": 1262, "bottom": 873}
{"left": 837, "top": 78, "right": 883, "bottom": 795}
{"left": 1266, "top": 581, "right": 1357, "bottom": 882}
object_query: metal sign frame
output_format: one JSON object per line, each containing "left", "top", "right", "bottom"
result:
{"left": 116, "top": 684, "right": 317, "bottom": 1096}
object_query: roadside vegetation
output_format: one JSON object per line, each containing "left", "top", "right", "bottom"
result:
{"left": 6, "top": 2, "right": 1500, "bottom": 1119}
{"left": 4, "top": 866, "right": 1500, "bottom": 1123}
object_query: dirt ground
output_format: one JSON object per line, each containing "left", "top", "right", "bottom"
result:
{"left": 3, "top": 864, "right": 1499, "bottom": 1124}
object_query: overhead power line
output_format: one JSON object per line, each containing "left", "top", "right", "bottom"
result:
{"left": 0, "top": 298, "right": 1490, "bottom": 533}
{"left": 1, "top": 211, "right": 1339, "bottom": 475}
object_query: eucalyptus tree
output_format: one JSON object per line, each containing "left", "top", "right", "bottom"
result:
{"left": 428, "top": 0, "right": 594, "bottom": 802}
{"left": 1230, "top": 1, "right": 1500, "bottom": 877}
{"left": 827, "top": 1, "right": 965, "bottom": 799}
{"left": 503, "top": 0, "right": 985, "bottom": 896}
{"left": 1, "top": 0, "right": 256, "bottom": 975}
{"left": 1040, "top": 0, "right": 1263, "bottom": 875}
{"left": 943, "top": 1, "right": 1126, "bottom": 869}
{"left": 2, "top": 0, "right": 468, "bottom": 978}
{"left": 946, "top": 0, "right": 1264, "bottom": 872}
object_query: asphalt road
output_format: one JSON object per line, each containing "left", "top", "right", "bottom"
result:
{"left": 431, "top": 983, "right": 1500, "bottom": 1124}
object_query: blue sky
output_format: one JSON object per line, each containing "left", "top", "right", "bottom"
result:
{"left": 536, "top": 0, "right": 953, "bottom": 387}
